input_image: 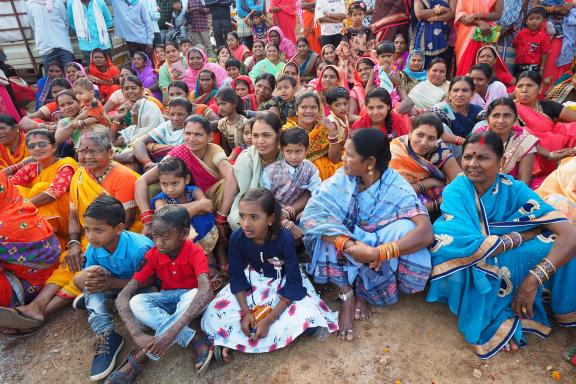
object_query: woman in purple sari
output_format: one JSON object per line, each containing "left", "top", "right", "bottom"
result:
{"left": 132, "top": 51, "right": 162, "bottom": 102}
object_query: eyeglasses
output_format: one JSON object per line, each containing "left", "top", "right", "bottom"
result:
{"left": 26, "top": 141, "right": 51, "bottom": 150}
{"left": 76, "top": 148, "right": 107, "bottom": 157}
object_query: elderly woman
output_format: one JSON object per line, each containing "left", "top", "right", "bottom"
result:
{"left": 135, "top": 116, "right": 238, "bottom": 285}
{"left": 289, "top": 37, "right": 321, "bottom": 84}
{"left": 475, "top": 45, "right": 515, "bottom": 88}
{"left": 302, "top": 128, "right": 434, "bottom": 340}
{"left": 398, "top": 51, "right": 427, "bottom": 94}
{"left": 158, "top": 41, "right": 188, "bottom": 101}
{"left": 283, "top": 92, "right": 343, "bottom": 180}
{"left": 248, "top": 44, "right": 286, "bottom": 83}
{"left": 427, "top": 131, "right": 576, "bottom": 358}
{"left": 389, "top": 113, "right": 460, "bottom": 215}
{"left": 408, "top": 58, "right": 450, "bottom": 110}
{"left": 0, "top": 115, "right": 29, "bottom": 173}
{"left": 469, "top": 63, "right": 507, "bottom": 110}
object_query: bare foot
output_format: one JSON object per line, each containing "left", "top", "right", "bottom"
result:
{"left": 15, "top": 303, "right": 44, "bottom": 323}
{"left": 354, "top": 297, "right": 372, "bottom": 321}
{"left": 221, "top": 347, "right": 234, "bottom": 363}
{"left": 337, "top": 294, "right": 355, "bottom": 341}
{"left": 503, "top": 339, "right": 519, "bottom": 352}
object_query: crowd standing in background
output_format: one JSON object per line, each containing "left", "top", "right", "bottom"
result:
{"left": 1, "top": 0, "right": 576, "bottom": 382}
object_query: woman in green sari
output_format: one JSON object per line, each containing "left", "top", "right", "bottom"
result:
{"left": 248, "top": 43, "right": 286, "bottom": 83}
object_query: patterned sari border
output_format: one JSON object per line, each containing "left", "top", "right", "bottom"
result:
{"left": 555, "top": 311, "right": 576, "bottom": 326}
{"left": 471, "top": 318, "right": 519, "bottom": 359}
{"left": 521, "top": 319, "right": 552, "bottom": 338}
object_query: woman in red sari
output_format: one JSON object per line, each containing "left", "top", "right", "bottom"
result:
{"left": 242, "top": 73, "right": 275, "bottom": 116}
{"left": 454, "top": 0, "right": 503, "bottom": 76}
{"left": 351, "top": 87, "right": 410, "bottom": 138}
{"left": 269, "top": 0, "right": 297, "bottom": 44}
{"left": 87, "top": 48, "right": 120, "bottom": 102}
{"left": 227, "top": 32, "right": 252, "bottom": 62}
{"left": 476, "top": 45, "right": 516, "bottom": 89}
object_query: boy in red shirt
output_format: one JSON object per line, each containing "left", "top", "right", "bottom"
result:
{"left": 110, "top": 205, "right": 215, "bottom": 382}
{"left": 512, "top": 7, "right": 550, "bottom": 81}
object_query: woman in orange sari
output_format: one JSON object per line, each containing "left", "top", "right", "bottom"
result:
{"left": 454, "top": 0, "right": 504, "bottom": 76}
{"left": 0, "top": 115, "right": 28, "bottom": 174}
{"left": 87, "top": 49, "right": 121, "bottom": 102}
{"left": 302, "top": 0, "right": 322, "bottom": 54}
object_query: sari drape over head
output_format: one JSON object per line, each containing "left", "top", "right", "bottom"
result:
{"left": 88, "top": 52, "right": 120, "bottom": 101}
{"left": 132, "top": 53, "right": 162, "bottom": 101}
{"left": 182, "top": 48, "right": 228, "bottom": 92}
{"left": 350, "top": 109, "right": 410, "bottom": 139}
{"left": 267, "top": 27, "right": 297, "bottom": 59}
{"left": 0, "top": 129, "right": 28, "bottom": 170}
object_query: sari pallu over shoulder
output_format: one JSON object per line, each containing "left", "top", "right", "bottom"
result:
{"left": 427, "top": 173, "right": 575, "bottom": 359}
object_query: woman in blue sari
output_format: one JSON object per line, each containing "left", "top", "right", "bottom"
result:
{"left": 302, "top": 129, "right": 434, "bottom": 341}
{"left": 427, "top": 131, "right": 576, "bottom": 359}
{"left": 413, "top": 0, "right": 455, "bottom": 64}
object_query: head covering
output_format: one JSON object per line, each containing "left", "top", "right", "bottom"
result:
{"left": 475, "top": 45, "right": 512, "bottom": 80}
{"left": 132, "top": 52, "right": 158, "bottom": 89}
{"left": 267, "top": 27, "right": 297, "bottom": 59}
{"left": 283, "top": 61, "right": 301, "bottom": 85}
{"left": 193, "top": 68, "right": 219, "bottom": 104}
{"left": 403, "top": 50, "right": 427, "bottom": 82}
{"left": 65, "top": 62, "right": 87, "bottom": 85}
{"left": 182, "top": 47, "right": 228, "bottom": 92}
{"left": 232, "top": 75, "right": 255, "bottom": 94}
{"left": 315, "top": 65, "right": 349, "bottom": 93}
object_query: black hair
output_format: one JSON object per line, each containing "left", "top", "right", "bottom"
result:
{"left": 485, "top": 97, "right": 518, "bottom": 118}
{"left": 463, "top": 131, "right": 505, "bottom": 159}
{"left": 133, "top": 51, "right": 150, "bottom": 63}
{"left": 168, "top": 96, "right": 193, "bottom": 114}
{"left": 376, "top": 41, "right": 395, "bottom": 56}
{"left": 47, "top": 61, "right": 64, "bottom": 71}
{"left": 216, "top": 45, "right": 231, "bottom": 55}
{"left": 120, "top": 65, "right": 137, "bottom": 76}
{"left": 255, "top": 73, "right": 276, "bottom": 89}
{"left": 179, "top": 38, "right": 192, "bottom": 46}
{"left": 527, "top": 6, "right": 546, "bottom": 17}
{"left": 280, "top": 127, "right": 309, "bottom": 148}
{"left": 91, "top": 48, "right": 110, "bottom": 59}
{"left": 266, "top": 43, "right": 280, "bottom": 53}
{"left": 158, "top": 156, "right": 189, "bottom": 178}
{"left": 185, "top": 115, "right": 211, "bottom": 134}
{"left": 51, "top": 78, "right": 71, "bottom": 90}
{"left": 165, "top": 40, "right": 179, "bottom": 50}
{"left": 251, "top": 10, "right": 263, "bottom": 17}
{"left": 216, "top": 87, "right": 245, "bottom": 115}
{"left": 283, "top": 61, "right": 300, "bottom": 75}
{"left": 152, "top": 205, "right": 190, "bottom": 232}
{"left": 470, "top": 63, "right": 493, "bottom": 80}
{"left": 227, "top": 31, "right": 240, "bottom": 41}
{"left": 253, "top": 111, "right": 282, "bottom": 133}
{"left": 199, "top": 69, "right": 216, "bottom": 82}
{"left": 239, "top": 188, "right": 282, "bottom": 236}
{"left": 517, "top": 70, "right": 542, "bottom": 86}
{"left": 296, "top": 37, "right": 309, "bottom": 46}
{"left": 350, "top": 129, "right": 391, "bottom": 172}
{"left": 234, "top": 78, "right": 251, "bottom": 89}
{"left": 448, "top": 76, "right": 475, "bottom": 92}
{"left": 26, "top": 129, "right": 56, "bottom": 145}
{"left": 411, "top": 112, "right": 444, "bottom": 137}
{"left": 325, "top": 86, "right": 350, "bottom": 104}
{"left": 124, "top": 75, "right": 143, "bottom": 88}
{"left": 169, "top": 80, "right": 190, "bottom": 94}
{"left": 295, "top": 91, "right": 321, "bottom": 109}
{"left": 0, "top": 115, "right": 16, "bottom": 129}
{"left": 428, "top": 57, "right": 447, "bottom": 71}
{"left": 252, "top": 39, "right": 266, "bottom": 49}
{"left": 348, "top": 0, "right": 367, "bottom": 14}
{"left": 72, "top": 77, "right": 94, "bottom": 91}
{"left": 276, "top": 75, "right": 297, "bottom": 88}
{"left": 365, "top": 87, "right": 392, "bottom": 134}
{"left": 225, "top": 57, "right": 242, "bottom": 69}
{"left": 56, "top": 89, "right": 78, "bottom": 104}
{"left": 84, "top": 195, "right": 125, "bottom": 227}
{"left": 356, "top": 57, "right": 376, "bottom": 70}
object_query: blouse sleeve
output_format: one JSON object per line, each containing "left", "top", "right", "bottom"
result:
{"left": 46, "top": 165, "right": 75, "bottom": 198}
{"left": 10, "top": 162, "right": 38, "bottom": 186}
{"left": 228, "top": 230, "right": 251, "bottom": 294}
{"left": 277, "top": 230, "right": 307, "bottom": 301}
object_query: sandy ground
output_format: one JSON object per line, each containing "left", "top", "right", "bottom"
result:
{"left": 1, "top": 292, "right": 574, "bottom": 384}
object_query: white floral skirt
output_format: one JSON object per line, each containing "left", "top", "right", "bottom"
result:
{"left": 201, "top": 267, "right": 339, "bottom": 353}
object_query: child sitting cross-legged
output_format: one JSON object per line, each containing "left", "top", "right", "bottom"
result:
{"left": 201, "top": 188, "right": 338, "bottom": 363}
{"left": 261, "top": 127, "right": 321, "bottom": 243}
{"left": 106, "top": 205, "right": 215, "bottom": 383}
{"left": 72, "top": 196, "right": 154, "bottom": 382}
{"left": 259, "top": 75, "right": 297, "bottom": 125}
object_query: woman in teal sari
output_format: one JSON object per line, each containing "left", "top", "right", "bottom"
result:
{"left": 427, "top": 131, "right": 576, "bottom": 359}
{"left": 248, "top": 43, "right": 286, "bottom": 83}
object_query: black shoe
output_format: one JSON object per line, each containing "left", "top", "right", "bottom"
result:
{"left": 72, "top": 293, "right": 86, "bottom": 310}
{"left": 90, "top": 331, "right": 124, "bottom": 381}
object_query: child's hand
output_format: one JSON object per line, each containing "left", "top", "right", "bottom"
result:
{"left": 543, "top": 76, "right": 552, "bottom": 86}
{"left": 85, "top": 272, "right": 113, "bottom": 293}
{"left": 240, "top": 312, "right": 256, "bottom": 337}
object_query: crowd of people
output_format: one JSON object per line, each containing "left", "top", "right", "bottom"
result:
{"left": 1, "top": 0, "right": 576, "bottom": 382}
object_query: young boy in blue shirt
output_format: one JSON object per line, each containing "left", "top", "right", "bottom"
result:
{"left": 73, "top": 195, "right": 154, "bottom": 382}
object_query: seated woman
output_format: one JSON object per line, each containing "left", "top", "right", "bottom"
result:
{"left": 87, "top": 49, "right": 120, "bottom": 102}
{"left": 191, "top": 69, "right": 220, "bottom": 113}
{"left": 153, "top": 44, "right": 165, "bottom": 74}
{"left": 289, "top": 37, "right": 321, "bottom": 84}
{"left": 514, "top": 71, "right": 576, "bottom": 160}
{"left": 227, "top": 31, "right": 252, "bottom": 62}
{"left": 283, "top": 92, "right": 343, "bottom": 180}
{"left": 163, "top": 80, "right": 219, "bottom": 122}
{"left": 321, "top": 44, "right": 338, "bottom": 66}
{"left": 12, "top": 129, "right": 79, "bottom": 243}
{"left": 398, "top": 50, "right": 427, "bottom": 95}
{"left": 537, "top": 156, "right": 576, "bottom": 222}
{"left": 243, "top": 73, "right": 275, "bottom": 115}
{"left": 389, "top": 113, "right": 460, "bottom": 216}
{"left": 248, "top": 44, "right": 286, "bottom": 83}
{"left": 231, "top": 75, "right": 254, "bottom": 99}
{"left": 350, "top": 88, "right": 410, "bottom": 138}
{"left": 315, "top": 65, "right": 348, "bottom": 118}
{"left": 202, "top": 188, "right": 338, "bottom": 363}
{"left": 20, "top": 79, "right": 71, "bottom": 132}
{"left": 475, "top": 45, "right": 515, "bottom": 89}
{"left": 469, "top": 63, "right": 508, "bottom": 111}
{"left": 302, "top": 128, "right": 434, "bottom": 340}
{"left": 244, "top": 40, "right": 266, "bottom": 72}
{"left": 546, "top": 67, "right": 576, "bottom": 106}
{"left": 133, "top": 97, "right": 192, "bottom": 168}
{"left": 267, "top": 27, "right": 296, "bottom": 60}
{"left": 408, "top": 58, "right": 450, "bottom": 110}
{"left": 281, "top": 62, "right": 306, "bottom": 96}
{"left": 182, "top": 47, "right": 228, "bottom": 93}
{"left": 0, "top": 172, "right": 60, "bottom": 331}
{"left": 35, "top": 62, "right": 65, "bottom": 110}
{"left": 427, "top": 131, "right": 576, "bottom": 358}
{"left": 0, "top": 115, "right": 29, "bottom": 173}
{"left": 132, "top": 51, "right": 162, "bottom": 102}
{"left": 350, "top": 57, "right": 378, "bottom": 117}
{"left": 158, "top": 41, "right": 188, "bottom": 101}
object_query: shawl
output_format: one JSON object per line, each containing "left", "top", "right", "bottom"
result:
{"left": 389, "top": 135, "right": 452, "bottom": 183}
{"left": 408, "top": 80, "right": 449, "bottom": 110}
{"left": 391, "top": 51, "right": 409, "bottom": 73}
{"left": 88, "top": 53, "right": 119, "bottom": 84}
{"left": 351, "top": 57, "right": 377, "bottom": 107}
{"left": 182, "top": 47, "right": 228, "bottom": 91}
{"left": 263, "top": 159, "right": 321, "bottom": 205}
{"left": 516, "top": 101, "right": 576, "bottom": 151}
{"left": 267, "top": 27, "right": 297, "bottom": 59}
{"left": 70, "top": 0, "right": 109, "bottom": 46}
{"left": 315, "top": 65, "right": 348, "bottom": 93}
{"left": 153, "top": 50, "right": 164, "bottom": 74}
{"left": 232, "top": 75, "right": 255, "bottom": 94}
{"left": 283, "top": 117, "right": 335, "bottom": 162}
{"left": 350, "top": 110, "right": 410, "bottom": 138}
{"left": 430, "top": 101, "right": 483, "bottom": 137}
{"left": 192, "top": 69, "right": 219, "bottom": 105}
{"left": 167, "top": 144, "right": 221, "bottom": 193}
{"left": 402, "top": 50, "right": 427, "bottom": 82}
{"left": 233, "top": 44, "right": 252, "bottom": 62}
{"left": 295, "top": 51, "right": 320, "bottom": 82}
{"left": 248, "top": 59, "right": 286, "bottom": 83}
{"left": 470, "top": 81, "right": 508, "bottom": 110}
{"left": 132, "top": 53, "right": 158, "bottom": 90}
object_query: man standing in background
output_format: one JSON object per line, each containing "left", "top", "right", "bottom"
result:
{"left": 111, "top": 0, "right": 155, "bottom": 56}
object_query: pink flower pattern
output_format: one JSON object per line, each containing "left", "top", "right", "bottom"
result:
{"left": 214, "top": 299, "right": 231, "bottom": 310}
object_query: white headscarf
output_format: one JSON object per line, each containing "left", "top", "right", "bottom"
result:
{"left": 71, "top": 0, "right": 110, "bottom": 47}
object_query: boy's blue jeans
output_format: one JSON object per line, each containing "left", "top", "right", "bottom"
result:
{"left": 86, "top": 288, "right": 122, "bottom": 336}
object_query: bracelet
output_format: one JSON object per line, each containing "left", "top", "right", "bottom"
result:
{"left": 500, "top": 234, "right": 513, "bottom": 252}
{"left": 378, "top": 242, "right": 399, "bottom": 262}
{"left": 282, "top": 205, "right": 296, "bottom": 220}
{"left": 67, "top": 239, "right": 81, "bottom": 248}
{"left": 334, "top": 235, "right": 351, "bottom": 253}
{"left": 416, "top": 181, "right": 425, "bottom": 194}
{"left": 542, "top": 257, "right": 557, "bottom": 273}
{"left": 509, "top": 231, "right": 523, "bottom": 248}
{"left": 328, "top": 136, "right": 339, "bottom": 144}
{"left": 8, "top": 161, "right": 25, "bottom": 175}
{"left": 529, "top": 269, "right": 544, "bottom": 286}
{"left": 141, "top": 210, "right": 154, "bottom": 225}
{"left": 281, "top": 218, "right": 295, "bottom": 230}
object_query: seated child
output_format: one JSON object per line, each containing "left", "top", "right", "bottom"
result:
{"left": 73, "top": 78, "right": 111, "bottom": 128}
{"left": 512, "top": 7, "right": 550, "bottom": 79}
{"left": 244, "top": 10, "right": 272, "bottom": 41}
{"left": 261, "top": 127, "right": 321, "bottom": 242}
{"left": 259, "top": 75, "right": 297, "bottom": 125}
{"left": 228, "top": 117, "right": 253, "bottom": 164}
{"left": 108, "top": 205, "right": 215, "bottom": 381}
{"left": 325, "top": 86, "right": 350, "bottom": 139}
{"left": 221, "top": 58, "right": 244, "bottom": 89}
{"left": 72, "top": 195, "right": 154, "bottom": 382}
{"left": 216, "top": 88, "right": 249, "bottom": 153}
{"left": 151, "top": 157, "right": 218, "bottom": 257}
{"left": 201, "top": 188, "right": 338, "bottom": 363}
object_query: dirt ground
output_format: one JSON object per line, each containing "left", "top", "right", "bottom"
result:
{"left": 1, "top": 292, "right": 574, "bottom": 384}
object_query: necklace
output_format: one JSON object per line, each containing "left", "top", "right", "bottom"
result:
{"left": 89, "top": 163, "right": 113, "bottom": 184}
{"left": 357, "top": 176, "right": 383, "bottom": 226}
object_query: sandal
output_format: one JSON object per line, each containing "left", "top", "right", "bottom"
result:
{"left": 104, "top": 350, "right": 144, "bottom": 384}
{"left": 0, "top": 307, "right": 43, "bottom": 330}
{"left": 192, "top": 337, "right": 214, "bottom": 375}
{"left": 3, "top": 327, "right": 40, "bottom": 338}
{"left": 208, "top": 263, "right": 224, "bottom": 291}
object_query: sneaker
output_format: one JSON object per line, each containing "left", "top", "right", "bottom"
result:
{"left": 90, "top": 331, "right": 124, "bottom": 381}
{"left": 72, "top": 293, "right": 86, "bottom": 310}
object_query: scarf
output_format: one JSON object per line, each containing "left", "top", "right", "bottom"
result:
{"left": 65, "top": 62, "right": 87, "bottom": 85}
{"left": 132, "top": 54, "right": 158, "bottom": 89}
{"left": 71, "top": 0, "right": 110, "bottom": 46}
{"left": 402, "top": 50, "right": 427, "bottom": 82}
{"left": 232, "top": 75, "right": 255, "bottom": 94}
{"left": 182, "top": 47, "right": 228, "bottom": 91}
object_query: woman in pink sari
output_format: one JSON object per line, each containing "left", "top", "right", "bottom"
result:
{"left": 267, "top": 27, "right": 297, "bottom": 60}
{"left": 182, "top": 47, "right": 228, "bottom": 92}
{"left": 227, "top": 32, "right": 252, "bottom": 62}
{"left": 270, "top": 0, "right": 297, "bottom": 44}
{"left": 454, "top": 0, "right": 504, "bottom": 76}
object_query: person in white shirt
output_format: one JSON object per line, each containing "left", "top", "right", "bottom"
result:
{"left": 314, "top": 0, "right": 347, "bottom": 47}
